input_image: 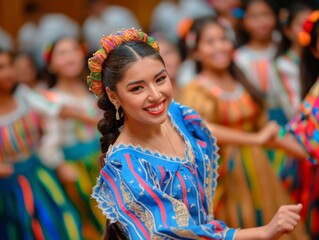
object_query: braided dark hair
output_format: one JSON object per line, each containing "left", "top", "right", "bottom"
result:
{"left": 96, "top": 40, "right": 164, "bottom": 240}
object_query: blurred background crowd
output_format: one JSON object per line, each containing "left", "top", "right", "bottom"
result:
{"left": 1, "top": 0, "right": 319, "bottom": 239}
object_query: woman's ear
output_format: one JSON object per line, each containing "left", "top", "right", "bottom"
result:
{"left": 105, "top": 87, "right": 119, "bottom": 106}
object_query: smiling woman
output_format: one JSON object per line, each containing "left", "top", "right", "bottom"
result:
{"left": 88, "top": 29, "right": 304, "bottom": 240}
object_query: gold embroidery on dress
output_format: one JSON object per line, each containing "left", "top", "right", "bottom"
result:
{"left": 168, "top": 196, "right": 189, "bottom": 226}
{"left": 171, "top": 228, "right": 198, "bottom": 239}
{"left": 186, "top": 141, "right": 196, "bottom": 164}
{"left": 120, "top": 181, "right": 155, "bottom": 236}
{"left": 204, "top": 154, "right": 214, "bottom": 217}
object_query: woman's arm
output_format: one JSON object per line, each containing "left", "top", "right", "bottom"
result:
{"left": 235, "top": 204, "right": 302, "bottom": 240}
{"left": 16, "top": 84, "right": 99, "bottom": 126}
{"left": 59, "top": 105, "right": 100, "bottom": 126}
{"left": 206, "top": 121, "right": 279, "bottom": 146}
{"left": 264, "top": 134, "right": 308, "bottom": 160}
{"left": 265, "top": 134, "right": 308, "bottom": 160}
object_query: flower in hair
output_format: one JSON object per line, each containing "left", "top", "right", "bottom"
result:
{"left": 43, "top": 43, "right": 53, "bottom": 64}
{"left": 177, "top": 18, "right": 193, "bottom": 39}
{"left": 87, "top": 29, "right": 160, "bottom": 97}
{"left": 298, "top": 10, "right": 319, "bottom": 47}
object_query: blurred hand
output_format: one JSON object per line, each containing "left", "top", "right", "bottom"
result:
{"left": 256, "top": 121, "right": 280, "bottom": 145}
{"left": 56, "top": 163, "right": 78, "bottom": 182}
{"left": 264, "top": 204, "right": 302, "bottom": 240}
{"left": 0, "top": 163, "right": 14, "bottom": 178}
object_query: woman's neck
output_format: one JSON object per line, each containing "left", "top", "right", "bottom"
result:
{"left": 0, "top": 92, "right": 17, "bottom": 116}
{"left": 290, "top": 44, "right": 302, "bottom": 58}
{"left": 201, "top": 68, "right": 232, "bottom": 81}
{"left": 247, "top": 38, "right": 273, "bottom": 50}
{"left": 200, "top": 69, "right": 236, "bottom": 92}
{"left": 123, "top": 118, "right": 166, "bottom": 140}
{"left": 25, "top": 80, "right": 38, "bottom": 89}
{"left": 55, "top": 77, "right": 87, "bottom": 95}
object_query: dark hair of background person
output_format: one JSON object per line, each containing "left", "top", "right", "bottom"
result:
{"left": 15, "top": 51, "right": 42, "bottom": 81}
{"left": 0, "top": 48, "right": 18, "bottom": 93}
{"left": 235, "top": 0, "right": 279, "bottom": 48}
{"left": 96, "top": 40, "right": 165, "bottom": 240}
{"left": 300, "top": 20, "right": 319, "bottom": 98}
{"left": 0, "top": 48, "right": 13, "bottom": 59}
{"left": 275, "top": 2, "right": 312, "bottom": 58}
{"left": 189, "top": 15, "right": 265, "bottom": 108}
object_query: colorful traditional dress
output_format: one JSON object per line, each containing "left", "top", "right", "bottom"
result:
{"left": 92, "top": 101, "right": 238, "bottom": 239}
{"left": 39, "top": 90, "right": 104, "bottom": 238}
{"left": 180, "top": 76, "right": 309, "bottom": 240}
{"left": 274, "top": 50, "right": 302, "bottom": 120}
{"left": 0, "top": 96, "right": 82, "bottom": 240}
{"left": 14, "top": 84, "right": 62, "bottom": 117}
{"left": 283, "top": 79, "right": 319, "bottom": 238}
{"left": 273, "top": 50, "right": 306, "bottom": 218}
{"left": 234, "top": 44, "right": 289, "bottom": 126}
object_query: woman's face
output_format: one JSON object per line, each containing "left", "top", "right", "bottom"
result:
{"left": 14, "top": 55, "right": 37, "bottom": 85}
{"left": 243, "top": 1, "right": 276, "bottom": 41}
{"left": 0, "top": 53, "right": 16, "bottom": 93}
{"left": 112, "top": 57, "right": 173, "bottom": 128}
{"left": 195, "top": 23, "right": 233, "bottom": 71}
{"left": 49, "top": 38, "right": 84, "bottom": 79}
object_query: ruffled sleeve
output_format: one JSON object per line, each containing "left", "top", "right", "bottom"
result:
{"left": 15, "top": 84, "right": 62, "bottom": 117}
{"left": 171, "top": 101, "right": 219, "bottom": 162}
{"left": 92, "top": 151, "right": 237, "bottom": 240}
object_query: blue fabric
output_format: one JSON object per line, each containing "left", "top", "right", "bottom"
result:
{"left": 268, "top": 107, "right": 288, "bottom": 126}
{"left": 92, "top": 101, "right": 237, "bottom": 239}
{"left": 62, "top": 138, "right": 100, "bottom": 161}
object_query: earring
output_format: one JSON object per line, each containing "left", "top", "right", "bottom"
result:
{"left": 115, "top": 105, "right": 120, "bottom": 120}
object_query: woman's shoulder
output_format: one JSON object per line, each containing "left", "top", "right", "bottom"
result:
{"left": 169, "top": 101, "right": 212, "bottom": 140}
{"left": 169, "top": 100, "right": 202, "bottom": 122}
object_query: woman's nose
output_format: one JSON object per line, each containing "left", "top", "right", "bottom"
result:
{"left": 147, "top": 85, "right": 161, "bottom": 102}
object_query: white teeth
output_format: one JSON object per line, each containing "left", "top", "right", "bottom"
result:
{"left": 146, "top": 103, "right": 164, "bottom": 112}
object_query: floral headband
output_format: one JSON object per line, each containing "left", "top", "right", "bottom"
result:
{"left": 87, "top": 29, "right": 160, "bottom": 97}
{"left": 299, "top": 10, "right": 319, "bottom": 47}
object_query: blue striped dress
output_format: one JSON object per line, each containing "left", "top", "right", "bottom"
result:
{"left": 92, "top": 101, "right": 237, "bottom": 239}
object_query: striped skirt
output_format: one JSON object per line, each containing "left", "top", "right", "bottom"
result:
{"left": 61, "top": 139, "right": 105, "bottom": 239}
{"left": 0, "top": 154, "right": 82, "bottom": 240}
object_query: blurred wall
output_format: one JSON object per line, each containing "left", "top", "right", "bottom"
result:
{"left": 0, "top": 0, "right": 161, "bottom": 38}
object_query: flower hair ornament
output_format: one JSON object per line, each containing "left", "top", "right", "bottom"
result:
{"left": 87, "top": 28, "right": 160, "bottom": 98}
{"left": 43, "top": 43, "right": 54, "bottom": 64}
{"left": 299, "top": 10, "right": 319, "bottom": 47}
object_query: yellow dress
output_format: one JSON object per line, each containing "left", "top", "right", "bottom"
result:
{"left": 180, "top": 76, "right": 309, "bottom": 239}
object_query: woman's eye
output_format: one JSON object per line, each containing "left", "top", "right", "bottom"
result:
{"left": 156, "top": 76, "right": 167, "bottom": 83}
{"left": 130, "top": 86, "right": 143, "bottom": 92}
